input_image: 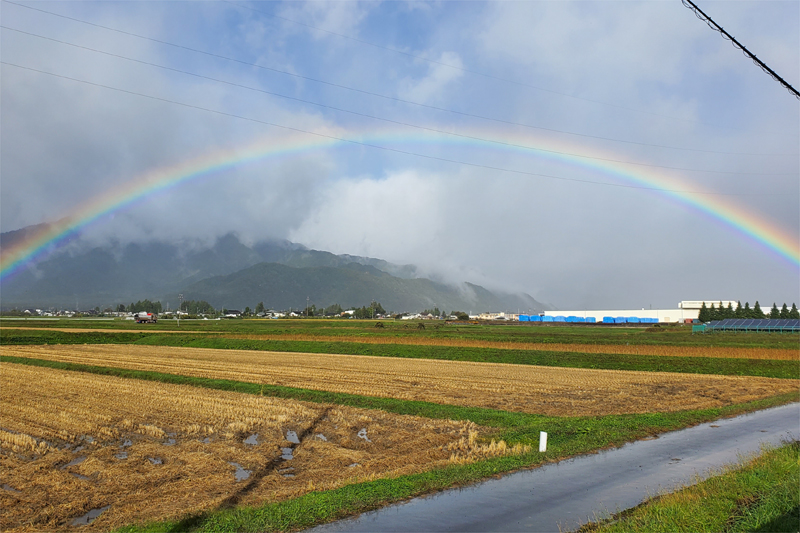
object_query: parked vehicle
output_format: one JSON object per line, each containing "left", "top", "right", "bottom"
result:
{"left": 134, "top": 312, "right": 157, "bottom": 324}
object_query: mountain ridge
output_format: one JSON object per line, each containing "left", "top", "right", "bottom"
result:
{"left": 0, "top": 228, "right": 545, "bottom": 313}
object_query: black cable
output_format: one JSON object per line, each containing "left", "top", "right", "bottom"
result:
{"left": 5, "top": 25, "right": 793, "bottom": 177}
{"left": 682, "top": 0, "right": 799, "bottom": 100}
{"left": 3, "top": 0, "right": 796, "bottom": 152}
{"left": 3, "top": 60, "right": 785, "bottom": 197}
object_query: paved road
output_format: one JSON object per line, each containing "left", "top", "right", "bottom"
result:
{"left": 310, "top": 403, "right": 799, "bottom": 532}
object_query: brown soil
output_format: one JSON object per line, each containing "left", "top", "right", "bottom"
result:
{"left": 4, "top": 344, "right": 796, "bottom": 418}
{"left": 1, "top": 363, "right": 509, "bottom": 532}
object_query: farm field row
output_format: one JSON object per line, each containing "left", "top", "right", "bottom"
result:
{"left": 4, "top": 344, "right": 796, "bottom": 417}
{"left": 1, "top": 363, "right": 512, "bottom": 532}
{"left": 3, "top": 319, "right": 796, "bottom": 350}
{"left": 4, "top": 326, "right": 796, "bottom": 359}
{"left": 222, "top": 333, "right": 798, "bottom": 360}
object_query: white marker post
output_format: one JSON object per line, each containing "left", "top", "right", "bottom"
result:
{"left": 539, "top": 431, "right": 548, "bottom": 452}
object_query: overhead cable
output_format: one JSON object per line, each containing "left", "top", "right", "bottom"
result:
{"left": 1, "top": 61, "right": 789, "bottom": 197}
{"left": 5, "top": 25, "right": 793, "bottom": 177}
{"left": 3, "top": 0, "right": 795, "bottom": 152}
{"left": 682, "top": 0, "right": 799, "bottom": 100}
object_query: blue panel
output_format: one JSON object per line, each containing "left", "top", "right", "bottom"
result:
{"left": 542, "top": 316, "right": 553, "bottom": 322}
{"left": 586, "top": 317, "right": 596, "bottom": 323}
{"left": 519, "top": 315, "right": 529, "bottom": 322}
{"left": 530, "top": 315, "right": 542, "bottom": 322}
{"left": 627, "top": 317, "right": 640, "bottom": 323}
{"left": 603, "top": 317, "right": 615, "bottom": 323}
{"left": 554, "top": 316, "right": 566, "bottom": 322}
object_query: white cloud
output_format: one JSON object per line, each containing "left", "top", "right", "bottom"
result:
{"left": 398, "top": 51, "right": 464, "bottom": 104}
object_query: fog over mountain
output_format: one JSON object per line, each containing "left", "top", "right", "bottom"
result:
{"left": 0, "top": 230, "right": 545, "bottom": 314}
{"left": 2, "top": 1, "right": 797, "bottom": 309}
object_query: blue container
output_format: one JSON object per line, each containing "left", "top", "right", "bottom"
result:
{"left": 586, "top": 317, "right": 596, "bottom": 323}
{"left": 554, "top": 316, "right": 566, "bottom": 322}
{"left": 614, "top": 317, "right": 626, "bottom": 324}
{"left": 531, "top": 315, "right": 542, "bottom": 322}
{"left": 519, "top": 315, "right": 529, "bottom": 322}
{"left": 542, "top": 316, "right": 553, "bottom": 322}
{"left": 627, "top": 317, "right": 640, "bottom": 323}
{"left": 603, "top": 317, "right": 615, "bottom": 324}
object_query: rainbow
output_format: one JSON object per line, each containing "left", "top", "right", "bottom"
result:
{"left": 1, "top": 127, "right": 798, "bottom": 281}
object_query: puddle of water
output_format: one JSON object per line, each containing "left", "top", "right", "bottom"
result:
{"left": 148, "top": 457, "right": 163, "bottom": 465}
{"left": 347, "top": 463, "right": 360, "bottom": 468}
{"left": 115, "top": 452, "right": 128, "bottom": 460}
{"left": 81, "top": 436, "right": 94, "bottom": 444}
{"left": 2, "top": 484, "right": 20, "bottom": 493}
{"left": 229, "top": 462, "right": 251, "bottom": 482}
{"left": 71, "top": 505, "right": 110, "bottom": 526}
{"left": 286, "top": 431, "right": 300, "bottom": 444}
{"left": 315, "top": 434, "right": 328, "bottom": 442}
{"left": 121, "top": 439, "right": 132, "bottom": 447}
{"left": 164, "top": 438, "right": 176, "bottom": 446}
{"left": 281, "top": 447, "right": 294, "bottom": 460}
{"left": 356, "top": 429, "right": 371, "bottom": 443}
{"left": 61, "top": 456, "right": 86, "bottom": 470}
{"left": 283, "top": 473, "right": 295, "bottom": 478}
{"left": 73, "top": 446, "right": 84, "bottom": 453}
{"left": 244, "top": 433, "right": 259, "bottom": 445}
{"left": 71, "top": 473, "right": 90, "bottom": 481}
{"left": 202, "top": 437, "right": 211, "bottom": 444}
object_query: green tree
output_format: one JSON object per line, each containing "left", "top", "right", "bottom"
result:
{"left": 244, "top": 306, "right": 251, "bottom": 316}
{"left": 753, "top": 301, "right": 765, "bottom": 318}
{"left": 324, "top": 303, "right": 343, "bottom": 316}
{"left": 698, "top": 302, "right": 709, "bottom": 323}
{"left": 117, "top": 304, "right": 126, "bottom": 313}
{"left": 743, "top": 302, "right": 752, "bottom": 318}
{"left": 734, "top": 301, "right": 743, "bottom": 318}
{"left": 779, "top": 303, "right": 789, "bottom": 319}
{"left": 769, "top": 303, "right": 780, "bottom": 319}
{"left": 725, "top": 302, "right": 734, "bottom": 319}
{"left": 255, "top": 302, "right": 265, "bottom": 315}
{"left": 789, "top": 304, "right": 799, "bottom": 319}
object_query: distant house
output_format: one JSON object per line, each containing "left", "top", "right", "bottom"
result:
{"left": 224, "top": 310, "right": 242, "bottom": 318}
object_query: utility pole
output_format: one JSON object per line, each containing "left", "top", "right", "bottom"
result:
{"left": 307, "top": 296, "right": 310, "bottom": 318}
{"left": 178, "top": 294, "right": 183, "bottom": 327}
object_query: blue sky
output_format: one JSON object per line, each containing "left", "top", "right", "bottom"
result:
{"left": 1, "top": 0, "right": 798, "bottom": 309}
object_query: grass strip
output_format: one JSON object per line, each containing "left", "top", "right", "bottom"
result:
{"left": 2, "top": 329, "right": 797, "bottom": 379}
{"left": 578, "top": 441, "right": 800, "bottom": 533}
{"left": 3, "top": 355, "right": 796, "bottom": 533}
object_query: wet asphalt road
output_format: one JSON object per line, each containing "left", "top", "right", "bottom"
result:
{"left": 309, "top": 403, "right": 799, "bottom": 533}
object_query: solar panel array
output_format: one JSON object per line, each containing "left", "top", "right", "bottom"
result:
{"left": 704, "top": 318, "right": 800, "bottom": 333}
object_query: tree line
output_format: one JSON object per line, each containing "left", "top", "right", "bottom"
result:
{"left": 698, "top": 301, "right": 799, "bottom": 323}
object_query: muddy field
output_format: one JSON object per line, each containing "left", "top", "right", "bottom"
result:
{"left": 0, "top": 363, "right": 518, "bottom": 532}
{"left": 5, "top": 344, "right": 797, "bottom": 416}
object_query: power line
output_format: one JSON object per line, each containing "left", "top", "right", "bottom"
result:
{"left": 4, "top": 0, "right": 796, "bottom": 152}
{"left": 5, "top": 25, "right": 792, "bottom": 177}
{"left": 682, "top": 0, "right": 799, "bottom": 100}
{"left": 2, "top": 60, "right": 788, "bottom": 197}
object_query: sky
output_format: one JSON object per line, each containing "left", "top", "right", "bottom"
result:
{"left": 1, "top": 0, "right": 798, "bottom": 310}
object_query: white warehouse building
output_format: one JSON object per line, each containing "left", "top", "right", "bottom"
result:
{"left": 542, "top": 301, "right": 736, "bottom": 324}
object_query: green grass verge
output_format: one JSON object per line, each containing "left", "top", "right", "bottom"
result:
{"left": 2, "top": 329, "right": 798, "bottom": 379}
{"left": 3, "top": 356, "right": 796, "bottom": 533}
{"left": 579, "top": 441, "right": 800, "bottom": 533}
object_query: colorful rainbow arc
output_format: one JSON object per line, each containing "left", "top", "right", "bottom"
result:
{"left": 1, "top": 130, "right": 798, "bottom": 281}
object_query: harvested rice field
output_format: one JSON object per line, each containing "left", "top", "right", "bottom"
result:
{"left": 1, "top": 326, "right": 795, "bottom": 360}
{"left": 4, "top": 344, "right": 796, "bottom": 416}
{"left": 224, "top": 334, "right": 798, "bottom": 360}
{"left": 0, "top": 363, "right": 515, "bottom": 532}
